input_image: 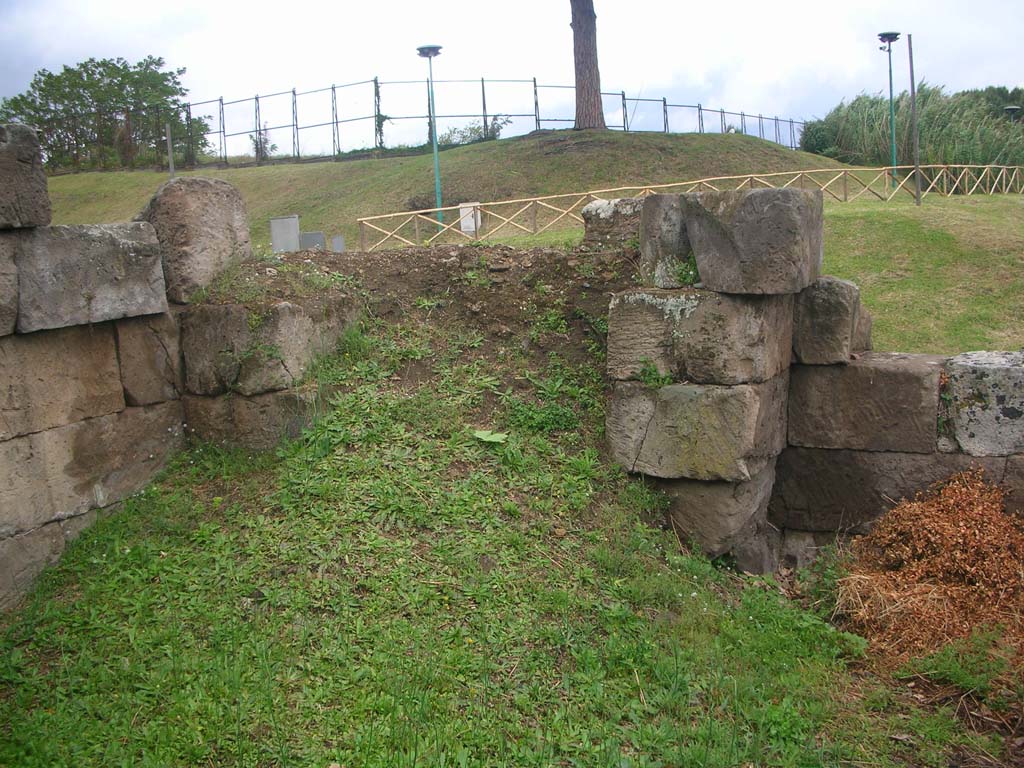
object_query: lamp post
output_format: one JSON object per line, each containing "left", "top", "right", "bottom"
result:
{"left": 878, "top": 32, "right": 900, "bottom": 188}
{"left": 418, "top": 44, "right": 443, "bottom": 226}
{"left": 1006, "top": 105, "right": 1021, "bottom": 122}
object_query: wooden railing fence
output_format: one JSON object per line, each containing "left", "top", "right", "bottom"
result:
{"left": 356, "top": 164, "right": 1023, "bottom": 252}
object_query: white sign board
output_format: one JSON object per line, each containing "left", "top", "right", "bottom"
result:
{"left": 459, "top": 203, "right": 482, "bottom": 236}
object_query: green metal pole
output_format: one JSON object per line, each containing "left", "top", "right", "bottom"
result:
{"left": 888, "top": 42, "right": 897, "bottom": 188}
{"left": 428, "top": 57, "right": 443, "bottom": 226}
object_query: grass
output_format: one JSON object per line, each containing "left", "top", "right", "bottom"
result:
{"left": 823, "top": 195, "right": 1024, "bottom": 353}
{"left": 47, "top": 130, "right": 844, "bottom": 249}
{"left": 0, "top": 317, "right": 1005, "bottom": 767}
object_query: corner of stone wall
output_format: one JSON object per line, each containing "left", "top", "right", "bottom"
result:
{"left": 600, "top": 187, "right": 1024, "bottom": 573}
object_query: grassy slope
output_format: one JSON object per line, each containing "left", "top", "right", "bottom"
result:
{"left": 824, "top": 195, "right": 1024, "bottom": 353}
{"left": 47, "top": 130, "right": 844, "bottom": 247}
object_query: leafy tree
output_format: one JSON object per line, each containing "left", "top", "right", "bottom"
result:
{"left": 570, "top": 0, "right": 606, "bottom": 130}
{"left": 0, "top": 56, "right": 210, "bottom": 170}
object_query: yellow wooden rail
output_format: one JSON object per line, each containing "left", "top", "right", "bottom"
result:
{"left": 356, "top": 164, "right": 1024, "bottom": 251}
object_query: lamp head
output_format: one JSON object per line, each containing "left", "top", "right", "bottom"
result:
{"left": 878, "top": 32, "right": 900, "bottom": 44}
{"left": 417, "top": 45, "right": 442, "bottom": 59}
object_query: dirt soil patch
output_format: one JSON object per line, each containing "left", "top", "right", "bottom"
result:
{"left": 206, "top": 243, "right": 640, "bottom": 369}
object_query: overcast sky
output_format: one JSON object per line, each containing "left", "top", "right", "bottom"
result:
{"left": 2, "top": 0, "right": 1022, "bottom": 154}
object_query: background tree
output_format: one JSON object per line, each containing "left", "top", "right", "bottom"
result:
{"left": 0, "top": 56, "right": 210, "bottom": 170}
{"left": 570, "top": 0, "right": 606, "bottom": 130}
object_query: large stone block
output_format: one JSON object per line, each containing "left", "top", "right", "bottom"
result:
{"left": 116, "top": 312, "right": 183, "bottom": 406}
{"left": 682, "top": 189, "right": 823, "bottom": 294}
{"left": 181, "top": 297, "right": 357, "bottom": 396}
{"left": 657, "top": 458, "right": 776, "bottom": 558}
{"left": 607, "top": 288, "right": 792, "bottom": 385}
{"left": 639, "top": 194, "right": 691, "bottom": 288}
{"left": 581, "top": 197, "right": 643, "bottom": 250}
{"left": 853, "top": 305, "right": 873, "bottom": 352}
{"left": 0, "top": 124, "right": 51, "bottom": 230}
{"left": 768, "top": 447, "right": 1008, "bottom": 532}
{"left": 183, "top": 388, "right": 324, "bottom": 450}
{"left": 137, "top": 176, "right": 252, "bottom": 303}
{"left": 946, "top": 351, "right": 1024, "bottom": 457}
{"left": 0, "top": 231, "right": 16, "bottom": 335}
{"left": 0, "top": 324, "right": 124, "bottom": 440}
{"left": 0, "top": 401, "right": 183, "bottom": 538}
{"left": 788, "top": 353, "right": 946, "bottom": 453}
{"left": 607, "top": 373, "right": 787, "bottom": 481}
{"left": 0, "top": 523, "right": 64, "bottom": 611}
{"left": 792, "top": 276, "right": 860, "bottom": 364}
{"left": 15, "top": 223, "right": 167, "bottom": 332}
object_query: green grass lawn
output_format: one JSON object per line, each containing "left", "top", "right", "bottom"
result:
{"left": 823, "top": 195, "right": 1024, "bottom": 354}
{"left": 0, "top": 317, "right": 1005, "bottom": 767}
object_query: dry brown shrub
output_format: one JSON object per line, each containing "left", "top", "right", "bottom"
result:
{"left": 837, "top": 469, "right": 1024, "bottom": 665}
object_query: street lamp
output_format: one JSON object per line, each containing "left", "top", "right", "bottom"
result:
{"left": 1005, "top": 105, "right": 1021, "bottom": 122}
{"left": 878, "top": 32, "right": 900, "bottom": 188}
{"left": 418, "top": 44, "right": 443, "bottom": 226}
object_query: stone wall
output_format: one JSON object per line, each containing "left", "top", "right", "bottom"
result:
{"left": 599, "top": 192, "right": 1023, "bottom": 572}
{"left": 1, "top": 125, "right": 359, "bottom": 609}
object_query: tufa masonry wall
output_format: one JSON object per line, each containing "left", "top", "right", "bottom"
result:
{"left": 598, "top": 192, "right": 1023, "bottom": 572}
{"left": 0, "top": 125, "right": 357, "bottom": 609}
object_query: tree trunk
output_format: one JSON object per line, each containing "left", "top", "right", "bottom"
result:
{"left": 570, "top": 0, "right": 606, "bottom": 130}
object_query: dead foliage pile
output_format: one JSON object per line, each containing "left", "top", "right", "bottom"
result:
{"left": 837, "top": 469, "right": 1024, "bottom": 666}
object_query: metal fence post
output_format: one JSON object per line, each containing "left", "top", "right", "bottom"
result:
{"left": 789, "top": 119, "right": 795, "bottom": 149}
{"left": 254, "top": 94, "right": 262, "bottom": 162}
{"left": 621, "top": 91, "right": 628, "bottom": 131}
{"left": 331, "top": 84, "right": 340, "bottom": 158}
{"left": 374, "top": 77, "right": 383, "bottom": 149}
{"left": 698, "top": 104, "right": 704, "bottom": 133}
{"left": 185, "top": 103, "right": 195, "bottom": 166}
{"left": 481, "top": 77, "right": 488, "bottom": 136}
{"left": 533, "top": 78, "right": 541, "bottom": 131}
{"left": 218, "top": 97, "right": 226, "bottom": 164}
{"left": 720, "top": 109, "right": 725, "bottom": 133}
{"left": 740, "top": 111, "right": 746, "bottom": 135}
{"left": 758, "top": 113, "right": 763, "bottom": 139}
{"left": 662, "top": 98, "right": 668, "bottom": 133}
{"left": 774, "top": 117, "right": 780, "bottom": 145}
{"left": 292, "top": 88, "right": 300, "bottom": 158}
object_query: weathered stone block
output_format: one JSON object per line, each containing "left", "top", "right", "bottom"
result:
{"left": 768, "top": 447, "right": 1008, "bottom": 532}
{"left": 792, "top": 276, "right": 859, "bottom": 364}
{"left": 183, "top": 388, "right": 324, "bottom": 450}
{"left": 116, "top": 312, "right": 183, "bottom": 405}
{"left": 0, "top": 401, "right": 183, "bottom": 538}
{"left": 658, "top": 458, "right": 776, "bottom": 558}
{"left": 607, "top": 288, "right": 792, "bottom": 385}
{"left": 0, "top": 124, "right": 51, "bottom": 230}
{"left": 780, "top": 529, "right": 842, "bottom": 570}
{"left": 788, "top": 353, "right": 946, "bottom": 453}
{"left": 137, "top": 176, "right": 252, "bottom": 303}
{"left": 15, "top": 223, "right": 167, "bottom": 332}
{"left": 0, "top": 523, "right": 64, "bottom": 611}
{"left": 946, "top": 351, "right": 1024, "bottom": 457}
{"left": 0, "top": 324, "right": 124, "bottom": 440}
{"left": 682, "top": 189, "right": 823, "bottom": 294}
{"left": 639, "top": 194, "right": 691, "bottom": 288}
{"left": 581, "top": 197, "right": 643, "bottom": 250}
{"left": 853, "top": 305, "right": 873, "bottom": 352}
{"left": 181, "top": 297, "right": 356, "bottom": 396}
{"left": 729, "top": 511, "right": 781, "bottom": 575}
{"left": 0, "top": 231, "right": 16, "bottom": 335}
{"left": 607, "top": 373, "right": 787, "bottom": 481}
